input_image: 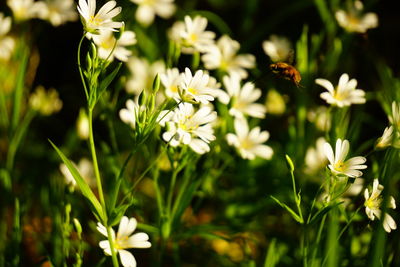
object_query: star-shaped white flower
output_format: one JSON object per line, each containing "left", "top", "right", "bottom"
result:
{"left": 226, "top": 117, "right": 273, "bottom": 160}
{"left": 77, "top": 0, "right": 123, "bottom": 36}
{"left": 364, "top": 179, "right": 396, "bottom": 233}
{"left": 180, "top": 68, "right": 215, "bottom": 104}
{"left": 222, "top": 73, "right": 266, "bottom": 118}
{"left": 7, "top": 0, "right": 47, "bottom": 21}
{"left": 130, "top": 0, "right": 175, "bottom": 26}
{"left": 201, "top": 35, "right": 255, "bottom": 79}
{"left": 41, "top": 0, "right": 78, "bottom": 26}
{"left": 376, "top": 126, "right": 400, "bottom": 149}
{"left": 316, "top": 73, "right": 366, "bottom": 107}
{"left": 97, "top": 216, "right": 151, "bottom": 267}
{"left": 169, "top": 15, "right": 215, "bottom": 54}
{"left": 93, "top": 30, "right": 136, "bottom": 62}
{"left": 304, "top": 137, "right": 329, "bottom": 174}
{"left": 262, "top": 35, "right": 292, "bottom": 62}
{"left": 159, "top": 103, "right": 217, "bottom": 154}
{"left": 335, "top": 1, "right": 378, "bottom": 33}
{"left": 160, "top": 68, "right": 181, "bottom": 99}
{"left": 323, "top": 138, "right": 367, "bottom": 178}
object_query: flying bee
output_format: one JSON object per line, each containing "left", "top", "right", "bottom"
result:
{"left": 270, "top": 62, "right": 302, "bottom": 87}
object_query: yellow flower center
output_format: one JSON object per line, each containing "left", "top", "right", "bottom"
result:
{"left": 188, "top": 87, "right": 198, "bottom": 95}
{"left": 333, "top": 161, "right": 345, "bottom": 172}
{"left": 240, "top": 138, "right": 253, "bottom": 149}
{"left": 100, "top": 35, "right": 116, "bottom": 50}
{"left": 89, "top": 15, "right": 103, "bottom": 26}
{"left": 170, "top": 85, "right": 178, "bottom": 93}
{"left": 365, "top": 196, "right": 381, "bottom": 210}
{"left": 189, "top": 33, "right": 198, "bottom": 43}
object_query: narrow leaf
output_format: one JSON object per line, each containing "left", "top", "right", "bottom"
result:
{"left": 309, "top": 201, "right": 343, "bottom": 225}
{"left": 270, "top": 196, "right": 302, "bottom": 223}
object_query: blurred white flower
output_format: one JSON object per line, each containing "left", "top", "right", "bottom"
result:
{"left": 97, "top": 216, "right": 151, "bottom": 267}
{"left": 262, "top": 35, "right": 292, "bottom": 62}
{"left": 316, "top": 73, "right": 366, "bottom": 108}
{"left": 76, "top": 108, "right": 89, "bottom": 140}
{"left": 7, "top": 0, "right": 47, "bottom": 21}
{"left": 119, "top": 98, "right": 145, "bottom": 129}
{"left": 169, "top": 15, "right": 215, "bottom": 54}
{"left": 160, "top": 68, "right": 181, "bottom": 99}
{"left": 93, "top": 30, "right": 136, "bottom": 62}
{"left": 0, "top": 13, "right": 15, "bottom": 61}
{"left": 305, "top": 137, "right": 329, "bottom": 174}
{"left": 265, "top": 89, "right": 286, "bottom": 115}
{"left": 180, "top": 68, "right": 215, "bottom": 104}
{"left": 126, "top": 57, "right": 165, "bottom": 95}
{"left": 389, "top": 101, "right": 400, "bottom": 128}
{"left": 29, "top": 86, "right": 63, "bottom": 115}
{"left": 307, "top": 106, "right": 331, "bottom": 132}
{"left": 130, "top": 0, "right": 175, "bottom": 26}
{"left": 335, "top": 1, "right": 378, "bottom": 33}
{"left": 376, "top": 126, "right": 400, "bottom": 149}
{"left": 201, "top": 35, "right": 255, "bottom": 79}
{"left": 364, "top": 179, "right": 396, "bottom": 233}
{"left": 159, "top": 103, "right": 217, "bottom": 154}
{"left": 77, "top": 0, "right": 123, "bottom": 36}
{"left": 323, "top": 138, "right": 367, "bottom": 178}
{"left": 222, "top": 73, "right": 266, "bottom": 118}
{"left": 41, "top": 0, "right": 78, "bottom": 26}
{"left": 59, "top": 158, "right": 95, "bottom": 188}
{"left": 226, "top": 117, "right": 273, "bottom": 160}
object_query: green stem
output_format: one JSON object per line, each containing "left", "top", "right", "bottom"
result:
{"left": 106, "top": 226, "right": 119, "bottom": 267}
{"left": 167, "top": 167, "right": 179, "bottom": 217}
{"left": 290, "top": 170, "right": 303, "bottom": 222}
{"left": 310, "top": 213, "right": 327, "bottom": 265}
{"left": 6, "top": 109, "right": 35, "bottom": 171}
{"left": 77, "top": 35, "right": 89, "bottom": 100}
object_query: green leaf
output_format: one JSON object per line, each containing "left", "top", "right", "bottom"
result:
{"left": 108, "top": 203, "right": 131, "bottom": 227}
{"left": 49, "top": 140, "right": 104, "bottom": 220}
{"left": 270, "top": 196, "right": 302, "bottom": 223}
{"left": 264, "top": 239, "right": 288, "bottom": 267}
{"left": 309, "top": 202, "right": 343, "bottom": 225}
{"left": 97, "top": 63, "right": 122, "bottom": 100}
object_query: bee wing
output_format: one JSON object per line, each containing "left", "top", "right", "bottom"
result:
{"left": 287, "top": 49, "right": 295, "bottom": 65}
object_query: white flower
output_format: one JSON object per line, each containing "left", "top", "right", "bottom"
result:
{"left": 316, "top": 73, "right": 366, "bottom": 107}
{"left": 119, "top": 98, "right": 145, "bottom": 129}
{"left": 201, "top": 35, "right": 255, "bottom": 79}
{"left": 41, "top": 0, "right": 78, "bottom": 26}
{"left": 76, "top": 108, "right": 89, "bottom": 140}
{"left": 159, "top": 103, "right": 217, "bottom": 154}
{"left": 226, "top": 117, "right": 273, "bottom": 160}
{"left": 307, "top": 106, "right": 331, "bottom": 132}
{"left": 389, "top": 101, "right": 400, "bottom": 129}
{"left": 0, "top": 13, "right": 15, "bottom": 61}
{"left": 126, "top": 57, "right": 165, "bottom": 95}
{"left": 77, "top": 0, "right": 123, "bottom": 35}
{"left": 265, "top": 89, "right": 286, "bottom": 115}
{"left": 97, "top": 216, "right": 151, "bottom": 267}
{"left": 180, "top": 68, "right": 215, "bottom": 104}
{"left": 376, "top": 126, "right": 400, "bottom": 149}
{"left": 335, "top": 1, "right": 378, "bottom": 33}
{"left": 323, "top": 138, "right": 367, "bottom": 178}
{"left": 29, "top": 86, "right": 63, "bottom": 115}
{"left": 59, "top": 158, "right": 95, "bottom": 188}
{"left": 160, "top": 68, "right": 181, "bottom": 99}
{"left": 7, "top": 0, "right": 47, "bottom": 21}
{"left": 262, "top": 35, "right": 292, "bottom": 62}
{"left": 222, "top": 73, "right": 266, "bottom": 118}
{"left": 93, "top": 30, "right": 136, "bottom": 62}
{"left": 169, "top": 15, "right": 215, "bottom": 54}
{"left": 305, "top": 137, "right": 329, "bottom": 174}
{"left": 364, "top": 179, "right": 397, "bottom": 233}
{"left": 130, "top": 0, "right": 175, "bottom": 26}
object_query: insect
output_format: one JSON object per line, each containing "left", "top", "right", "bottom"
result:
{"left": 270, "top": 62, "right": 302, "bottom": 87}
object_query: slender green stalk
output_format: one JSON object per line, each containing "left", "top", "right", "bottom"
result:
{"left": 87, "top": 108, "right": 118, "bottom": 267}
{"left": 167, "top": 167, "right": 179, "bottom": 217}
{"left": 6, "top": 109, "right": 35, "bottom": 171}
{"left": 77, "top": 35, "right": 89, "bottom": 100}
{"left": 290, "top": 170, "right": 304, "bottom": 223}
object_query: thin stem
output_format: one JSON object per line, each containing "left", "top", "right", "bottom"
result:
{"left": 290, "top": 171, "right": 303, "bottom": 222}
{"left": 88, "top": 108, "right": 105, "bottom": 210}
{"left": 167, "top": 167, "right": 179, "bottom": 217}
{"left": 77, "top": 34, "right": 89, "bottom": 100}
{"left": 106, "top": 226, "right": 119, "bottom": 267}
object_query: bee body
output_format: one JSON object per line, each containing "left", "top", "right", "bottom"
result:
{"left": 270, "top": 62, "right": 302, "bottom": 87}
